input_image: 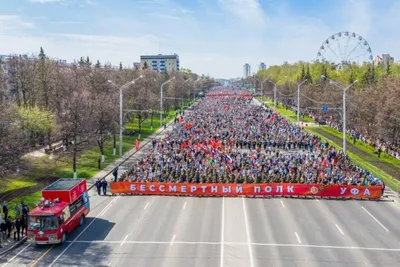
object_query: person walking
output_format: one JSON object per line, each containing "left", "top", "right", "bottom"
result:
{"left": 101, "top": 179, "right": 108, "bottom": 196}
{"left": 113, "top": 167, "right": 119, "bottom": 182}
{"left": 14, "top": 217, "right": 21, "bottom": 241}
{"left": 95, "top": 179, "right": 102, "bottom": 195}
{"left": 2, "top": 202, "right": 8, "bottom": 221}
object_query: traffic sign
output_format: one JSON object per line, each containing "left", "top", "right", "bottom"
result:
{"left": 322, "top": 105, "right": 328, "bottom": 112}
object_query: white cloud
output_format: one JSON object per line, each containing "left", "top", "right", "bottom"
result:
{"left": 28, "top": 0, "right": 61, "bottom": 3}
{"left": 0, "top": 15, "right": 36, "bottom": 34}
{"left": 341, "top": 0, "right": 372, "bottom": 37}
{"left": 218, "top": 0, "right": 266, "bottom": 27}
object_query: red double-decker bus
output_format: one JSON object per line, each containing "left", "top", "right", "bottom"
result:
{"left": 27, "top": 178, "right": 90, "bottom": 245}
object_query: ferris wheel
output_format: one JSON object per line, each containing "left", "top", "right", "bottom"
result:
{"left": 316, "top": 31, "right": 373, "bottom": 68}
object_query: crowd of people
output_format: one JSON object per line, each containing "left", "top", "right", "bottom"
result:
{"left": 0, "top": 201, "right": 28, "bottom": 248}
{"left": 119, "top": 87, "right": 383, "bottom": 187}
{"left": 303, "top": 109, "right": 400, "bottom": 160}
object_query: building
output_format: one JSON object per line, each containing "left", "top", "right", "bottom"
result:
{"left": 259, "top": 62, "right": 266, "bottom": 70}
{"left": 140, "top": 54, "right": 180, "bottom": 73}
{"left": 374, "top": 54, "right": 394, "bottom": 68}
{"left": 243, "top": 63, "right": 251, "bottom": 78}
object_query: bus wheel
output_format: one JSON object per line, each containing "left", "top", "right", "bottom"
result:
{"left": 79, "top": 215, "right": 84, "bottom": 226}
{"left": 61, "top": 232, "right": 67, "bottom": 244}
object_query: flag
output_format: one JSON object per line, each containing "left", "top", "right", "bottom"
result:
{"left": 181, "top": 141, "right": 188, "bottom": 149}
{"left": 185, "top": 122, "right": 191, "bottom": 130}
{"left": 322, "top": 157, "right": 327, "bottom": 168}
{"left": 135, "top": 139, "right": 140, "bottom": 151}
{"left": 225, "top": 154, "right": 233, "bottom": 164}
{"left": 270, "top": 115, "right": 275, "bottom": 122}
{"left": 196, "top": 142, "right": 201, "bottom": 151}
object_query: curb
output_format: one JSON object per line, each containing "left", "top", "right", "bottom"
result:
{"left": 0, "top": 236, "right": 27, "bottom": 257}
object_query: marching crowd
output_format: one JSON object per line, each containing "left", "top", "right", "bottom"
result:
{"left": 303, "top": 109, "right": 400, "bottom": 160}
{"left": 119, "top": 87, "right": 383, "bottom": 187}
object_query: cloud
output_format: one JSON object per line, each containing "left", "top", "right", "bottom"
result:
{"left": 28, "top": 0, "right": 61, "bottom": 3}
{"left": 218, "top": 0, "right": 266, "bottom": 27}
{"left": 0, "top": 15, "right": 36, "bottom": 34}
{"left": 341, "top": 0, "right": 372, "bottom": 37}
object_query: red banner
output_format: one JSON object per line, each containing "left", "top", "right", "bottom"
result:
{"left": 110, "top": 182, "right": 381, "bottom": 199}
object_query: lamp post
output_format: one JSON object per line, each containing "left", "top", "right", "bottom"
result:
{"left": 108, "top": 75, "right": 143, "bottom": 158}
{"left": 266, "top": 78, "right": 278, "bottom": 111}
{"left": 321, "top": 75, "right": 358, "bottom": 155}
{"left": 289, "top": 78, "right": 307, "bottom": 125}
{"left": 160, "top": 77, "right": 175, "bottom": 127}
{"left": 254, "top": 77, "right": 268, "bottom": 102}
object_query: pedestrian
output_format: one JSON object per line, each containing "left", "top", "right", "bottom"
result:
{"left": 113, "top": 167, "right": 119, "bottom": 182}
{"left": 101, "top": 179, "right": 108, "bottom": 196}
{"left": 5, "top": 217, "right": 12, "bottom": 238}
{"left": 381, "top": 181, "right": 385, "bottom": 196}
{"left": 21, "top": 215, "right": 27, "bottom": 237}
{"left": 14, "top": 203, "right": 20, "bottom": 218}
{"left": 96, "top": 179, "right": 102, "bottom": 195}
{"left": 2, "top": 201, "right": 8, "bottom": 221}
{"left": 14, "top": 217, "right": 21, "bottom": 241}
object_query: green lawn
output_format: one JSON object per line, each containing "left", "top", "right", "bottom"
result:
{"left": 3, "top": 104, "right": 194, "bottom": 217}
{"left": 256, "top": 96, "right": 314, "bottom": 123}
{"left": 306, "top": 127, "right": 400, "bottom": 192}
{"left": 318, "top": 126, "right": 400, "bottom": 167}
{"left": 0, "top": 179, "right": 37, "bottom": 194}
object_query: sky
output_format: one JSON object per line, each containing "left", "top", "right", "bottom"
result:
{"left": 1, "top": 0, "right": 400, "bottom": 79}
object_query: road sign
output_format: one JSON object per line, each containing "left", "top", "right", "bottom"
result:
{"left": 322, "top": 105, "right": 328, "bottom": 112}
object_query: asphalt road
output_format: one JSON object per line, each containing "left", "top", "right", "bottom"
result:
{"left": 1, "top": 192, "right": 400, "bottom": 267}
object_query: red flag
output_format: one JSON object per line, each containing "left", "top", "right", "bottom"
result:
{"left": 135, "top": 139, "right": 140, "bottom": 151}
{"left": 322, "top": 157, "right": 327, "bottom": 168}
{"left": 181, "top": 141, "right": 187, "bottom": 149}
{"left": 186, "top": 122, "right": 191, "bottom": 130}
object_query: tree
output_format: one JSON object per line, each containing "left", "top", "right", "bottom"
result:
{"left": 142, "top": 61, "right": 148, "bottom": 70}
{"left": 119, "top": 62, "right": 123, "bottom": 71}
{"left": 95, "top": 60, "right": 101, "bottom": 69}
{"left": 78, "top": 57, "right": 85, "bottom": 67}
{"left": 164, "top": 70, "right": 169, "bottom": 81}
{"left": 305, "top": 65, "right": 313, "bottom": 84}
{"left": 85, "top": 56, "right": 92, "bottom": 67}
{"left": 349, "top": 68, "right": 356, "bottom": 84}
{"left": 298, "top": 64, "right": 306, "bottom": 82}
{"left": 386, "top": 62, "right": 392, "bottom": 76}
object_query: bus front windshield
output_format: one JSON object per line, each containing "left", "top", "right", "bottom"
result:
{"left": 29, "top": 216, "right": 59, "bottom": 231}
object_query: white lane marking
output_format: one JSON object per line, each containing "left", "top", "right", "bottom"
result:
{"left": 99, "top": 196, "right": 119, "bottom": 216}
{"left": 66, "top": 240, "right": 400, "bottom": 252}
{"left": 2, "top": 244, "right": 31, "bottom": 267}
{"left": 120, "top": 234, "right": 129, "bottom": 247}
{"left": 242, "top": 197, "right": 255, "bottom": 267}
{"left": 361, "top": 206, "right": 390, "bottom": 232}
{"left": 335, "top": 224, "right": 345, "bottom": 235}
{"left": 144, "top": 202, "right": 149, "bottom": 210}
{"left": 170, "top": 234, "right": 176, "bottom": 246}
{"left": 49, "top": 196, "right": 120, "bottom": 267}
{"left": 183, "top": 202, "right": 187, "bottom": 210}
{"left": 294, "top": 232, "right": 302, "bottom": 244}
{"left": 220, "top": 197, "right": 225, "bottom": 267}
{"left": 280, "top": 200, "right": 285, "bottom": 208}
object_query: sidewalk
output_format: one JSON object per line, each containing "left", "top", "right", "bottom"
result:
{"left": 0, "top": 232, "right": 27, "bottom": 256}
{"left": 87, "top": 117, "right": 181, "bottom": 193}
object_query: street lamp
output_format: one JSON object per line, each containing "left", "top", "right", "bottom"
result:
{"left": 265, "top": 78, "right": 278, "bottom": 111}
{"left": 321, "top": 75, "right": 358, "bottom": 155}
{"left": 288, "top": 78, "right": 307, "bottom": 125}
{"left": 253, "top": 77, "right": 268, "bottom": 102}
{"left": 108, "top": 75, "right": 143, "bottom": 158}
{"left": 160, "top": 77, "right": 175, "bottom": 127}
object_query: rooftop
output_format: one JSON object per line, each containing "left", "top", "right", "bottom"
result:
{"left": 44, "top": 178, "right": 83, "bottom": 191}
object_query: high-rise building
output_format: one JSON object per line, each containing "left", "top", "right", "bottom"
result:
{"left": 374, "top": 54, "right": 394, "bottom": 68}
{"left": 259, "top": 62, "right": 266, "bottom": 70}
{"left": 140, "top": 54, "right": 180, "bottom": 73}
{"left": 243, "top": 63, "right": 251, "bottom": 78}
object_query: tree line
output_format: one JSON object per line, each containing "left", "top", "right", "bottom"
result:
{"left": 0, "top": 48, "right": 216, "bottom": 178}
{"left": 251, "top": 61, "right": 400, "bottom": 156}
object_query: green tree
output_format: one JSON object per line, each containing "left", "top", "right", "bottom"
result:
{"left": 78, "top": 57, "right": 85, "bottom": 67}
{"left": 164, "top": 69, "right": 169, "bottom": 81}
{"left": 39, "top": 47, "right": 46, "bottom": 61}
{"left": 85, "top": 56, "right": 92, "bottom": 67}
{"left": 305, "top": 65, "right": 313, "bottom": 83}
{"left": 17, "top": 106, "right": 56, "bottom": 146}
{"left": 386, "top": 62, "right": 392, "bottom": 76}
{"left": 142, "top": 61, "right": 148, "bottom": 70}
{"left": 95, "top": 60, "right": 101, "bottom": 68}
{"left": 298, "top": 65, "right": 306, "bottom": 82}
{"left": 349, "top": 68, "right": 356, "bottom": 84}
{"left": 119, "top": 62, "right": 123, "bottom": 71}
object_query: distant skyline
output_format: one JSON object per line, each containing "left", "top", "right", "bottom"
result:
{"left": 1, "top": 0, "right": 400, "bottom": 78}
